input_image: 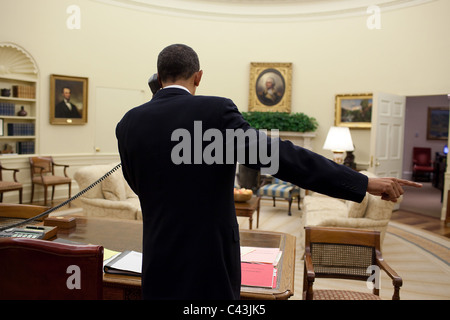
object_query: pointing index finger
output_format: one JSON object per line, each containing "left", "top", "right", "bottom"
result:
{"left": 396, "top": 179, "right": 422, "bottom": 188}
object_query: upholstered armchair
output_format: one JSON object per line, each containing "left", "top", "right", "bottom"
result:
{"left": 73, "top": 163, "right": 142, "bottom": 220}
{"left": 412, "top": 147, "right": 434, "bottom": 182}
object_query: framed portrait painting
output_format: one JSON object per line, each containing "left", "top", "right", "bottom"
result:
{"left": 335, "top": 93, "right": 373, "bottom": 129}
{"left": 248, "top": 62, "right": 292, "bottom": 113}
{"left": 50, "top": 74, "right": 88, "bottom": 125}
{"left": 427, "top": 107, "right": 449, "bottom": 140}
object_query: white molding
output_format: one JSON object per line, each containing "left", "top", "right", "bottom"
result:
{"left": 93, "top": 0, "right": 435, "bottom": 22}
{"left": 0, "top": 42, "right": 39, "bottom": 78}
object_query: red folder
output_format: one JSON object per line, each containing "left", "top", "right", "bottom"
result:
{"left": 241, "top": 262, "right": 277, "bottom": 288}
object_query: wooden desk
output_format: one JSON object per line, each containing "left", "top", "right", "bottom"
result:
{"left": 234, "top": 196, "right": 261, "bottom": 230}
{"left": 55, "top": 216, "right": 295, "bottom": 300}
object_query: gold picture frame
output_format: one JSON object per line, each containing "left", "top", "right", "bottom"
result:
{"left": 248, "top": 62, "right": 292, "bottom": 113}
{"left": 50, "top": 74, "right": 88, "bottom": 125}
{"left": 335, "top": 93, "right": 373, "bottom": 129}
{"left": 427, "top": 107, "right": 449, "bottom": 140}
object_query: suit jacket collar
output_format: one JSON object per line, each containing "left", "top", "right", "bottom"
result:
{"left": 153, "top": 87, "right": 191, "bottom": 100}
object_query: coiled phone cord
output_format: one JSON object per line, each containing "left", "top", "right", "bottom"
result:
{"left": 0, "top": 163, "right": 122, "bottom": 231}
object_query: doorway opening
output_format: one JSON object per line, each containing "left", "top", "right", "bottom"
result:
{"left": 401, "top": 94, "right": 449, "bottom": 220}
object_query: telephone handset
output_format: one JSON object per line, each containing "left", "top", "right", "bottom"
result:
{"left": 148, "top": 73, "right": 161, "bottom": 95}
{"left": 0, "top": 163, "right": 123, "bottom": 232}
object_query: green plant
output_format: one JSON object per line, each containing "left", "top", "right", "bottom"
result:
{"left": 241, "top": 111, "right": 318, "bottom": 132}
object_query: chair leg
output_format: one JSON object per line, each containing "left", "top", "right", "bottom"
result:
{"left": 19, "top": 189, "right": 22, "bottom": 204}
{"left": 30, "top": 183, "right": 35, "bottom": 203}
{"left": 272, "top": 197, "right": 276, "bottom": 207}
{"left": 68, "top": 183, "right": 72, "bottom": 207}
{"left": 44, "top": 186, "right": 48, "bottom": 206}
{"left": 288, "top": 198, "right": 292, "bottom": 216}
{"left": 0, "top": 192, "right": 2, "bottom": 202}
{"left": 51, "top": 186, "right": 55, "bottom": 201}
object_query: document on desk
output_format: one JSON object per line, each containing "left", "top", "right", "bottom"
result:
{"left": 103, "top": 250, "right": 142, "bottom": 277}
{"left": 241, "top": 246, "right": 282, "bottom": 265}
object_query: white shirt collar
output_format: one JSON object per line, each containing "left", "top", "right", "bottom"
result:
{"left": 164, "top": 85, "right": 191, "bottom": 94}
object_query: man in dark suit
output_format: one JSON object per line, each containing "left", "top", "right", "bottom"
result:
{"left": 55, "top": 87, "right": 81, "bottom": 118}
{"left": 115, "top": 44, "right": 421, "bottom": 300}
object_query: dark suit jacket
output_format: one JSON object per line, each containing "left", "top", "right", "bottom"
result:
{"left": 55, "top": 101, "right": 81, "bottom": 118}
{"left": 115, "top": 88, "right": 368, "bottom": 300}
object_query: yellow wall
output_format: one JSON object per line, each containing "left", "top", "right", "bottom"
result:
{"left": 0, "top": 0, "right": 449, "bottom": 202}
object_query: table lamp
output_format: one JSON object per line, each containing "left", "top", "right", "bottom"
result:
{"left": 323, "top": 126, "right": 354, "bottom": 164}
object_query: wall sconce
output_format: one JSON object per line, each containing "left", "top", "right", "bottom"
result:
{"left": 323, "top": 126, "right": 354, "bottom": 164}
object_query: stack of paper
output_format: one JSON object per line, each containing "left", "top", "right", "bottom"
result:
{"left": 240, "top": 247, "right": 282, "bottom": 289}
{"left": 103, "top": 250, "right": 142, "bottom": 277}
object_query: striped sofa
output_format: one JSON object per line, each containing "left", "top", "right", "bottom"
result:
{"left": 257, "top": 177, "right": 301, "bottom": 216}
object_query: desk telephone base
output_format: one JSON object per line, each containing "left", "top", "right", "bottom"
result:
{"left": 0, "top": 225, "right": 57, "bottom": 240}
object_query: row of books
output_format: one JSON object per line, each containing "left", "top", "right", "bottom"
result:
{"left": 103, "top": 246, "right": 282, "bottom": 289}
{"left": 12, "top": 85, "right": 36, "bottom": 99}
{"left": 0, "top": 102, "right": 17, "bottom": 116}
{"left": 16, "top": 141, "right": 35, "bottom": 154}
{"left": 7, "top": 123, "right": 35, "bottom": 136}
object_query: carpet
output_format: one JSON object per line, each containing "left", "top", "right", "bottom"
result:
{"left": 400, "top": 182, "right": 442, "bottom": 219}
{"left": 238, "top": 200, "right": 450, "bottom": 300}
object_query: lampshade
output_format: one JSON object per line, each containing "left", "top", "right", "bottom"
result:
{"left": 323, "top": 126, "right": 354, "bottom": 152}
{"left": 323, "top": 126, "right": 354, "bottom": 164}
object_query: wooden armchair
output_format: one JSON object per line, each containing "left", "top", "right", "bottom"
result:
{"left": 0, "top": 237, "right": 103, "bottom": 299}
{"left": 303, "top": 226, "right": 402, "bottom": 300}
{"left": 29, "top": 156, "right": 72, "bottom": 206}
{"left": 0, "top": 161, "right": 23, "bottom": 203}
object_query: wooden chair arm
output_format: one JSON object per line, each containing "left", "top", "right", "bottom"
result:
{"left": 53, "top": 163, "right": 70, "bottom": 177}
{"left": 304, "top": 253, "right": 315, "bottom": 279}
{"left": 377, "top": 254, "right": 402, "bottom": 300}
{"left": 303, "top": 252, "right": 315, "bottom": 300}
{"left": 304, "top": 252, "right": 315, "bottom": 280}
{"left": 32, "top": 164, "right": 54, "bottom": 183}
{"left": 377, "top": 255, "right": 402, "bottom": 284}
{"left": 0, "top": 166, "right": 20, "bottom": 182}
{"left": 33, "top": 165, "right": 46, "bottom": 176}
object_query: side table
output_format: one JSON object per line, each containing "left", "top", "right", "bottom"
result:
{"left": 234, "top": 196, "right": 261, "bottom": 230}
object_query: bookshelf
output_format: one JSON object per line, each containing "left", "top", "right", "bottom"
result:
{"left": 0, "top": 43, "right": 39, "bottom": 156}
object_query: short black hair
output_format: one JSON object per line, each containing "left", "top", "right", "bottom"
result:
{"left": 157, "top": 44, "right": 200, "bottom": 83}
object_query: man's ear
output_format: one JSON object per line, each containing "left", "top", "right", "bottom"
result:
{"left": 157, "top": 73, "right": 163, "bottom": 88}
{"left": 194, "top": 70, "right": 203, "bottom": 87}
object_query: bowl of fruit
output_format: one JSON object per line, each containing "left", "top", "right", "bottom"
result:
{"left": 234, "top": 188, "right": 253, "bottom": 202}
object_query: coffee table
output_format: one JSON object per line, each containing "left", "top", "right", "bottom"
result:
{"left": 234, "top": 196, "right": 261, "bottom": 230}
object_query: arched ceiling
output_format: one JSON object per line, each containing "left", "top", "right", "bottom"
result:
{"left": 94, "top": 0, "right": 434, "bottom": 22}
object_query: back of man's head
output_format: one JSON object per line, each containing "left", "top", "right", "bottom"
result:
{"left": 157, "top": 44, "right": 200, "bottom": 83}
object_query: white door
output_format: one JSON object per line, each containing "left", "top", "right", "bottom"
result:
{"left": 369, "top": 92, "right": 406, "bottom": 179}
